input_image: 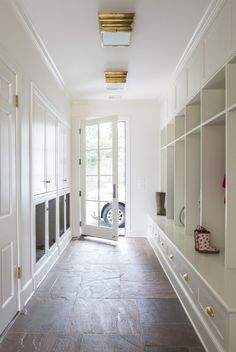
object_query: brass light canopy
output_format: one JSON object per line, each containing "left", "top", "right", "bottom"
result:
{"left": 104, "top": 71, "right": 128, "bottom": 90}
{"left": 98, "top": 13, "right": 135, "bottom": 47}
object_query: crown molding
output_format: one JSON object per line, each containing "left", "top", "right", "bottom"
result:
{"left": 10, "top": 0, "right": 67, "bottom": 91}
{"left": 171, "top": 0, "right": 226, "bottom": 83}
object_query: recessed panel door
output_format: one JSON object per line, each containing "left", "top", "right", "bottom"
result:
{"left": 0, "top": 58, "right": 18, "bottom": 334}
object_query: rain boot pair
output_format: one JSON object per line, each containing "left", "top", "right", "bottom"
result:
{"left": 194, "top": 226, "right": 220, "bottom": 254}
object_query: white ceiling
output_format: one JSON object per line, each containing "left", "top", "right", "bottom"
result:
{"left": 20, "top": 0, "right": 212, "bottom": 100}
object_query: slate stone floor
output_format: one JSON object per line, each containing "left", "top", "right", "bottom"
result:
{"left": 0, "top": 237, "right": 205, "bottom": 352}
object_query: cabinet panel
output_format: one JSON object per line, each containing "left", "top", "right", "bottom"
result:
{"left": 32, "top": 98, "right": 46, "bottom": 195}
{"left": 175, "top": 69, "right": 187, "bottom": 112}
{"left": 35, "top": 202, "right": 46, "bottom": 262}
{"left": 187, "top": 45, "right": 202, "bottom": 99}
{"left": 231, "top": 0, "right": 236, "bottom": 54}
{"left": 58, "top": 124, "right": 64, "bottom": 189}
{"left": 46, "top": 112, "right": 57, "bottom": 192}
{"left": 204, "top": 3, "right": 229, "bottom": 81}
{"left": 64, "top": 127, "right": 71, "bottom": 188}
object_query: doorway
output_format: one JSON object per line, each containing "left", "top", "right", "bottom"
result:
{"left": 79, "top": 117, "right": 128, "bottom": 240}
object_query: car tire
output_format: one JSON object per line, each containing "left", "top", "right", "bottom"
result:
{"left": 103, "top": 203, "right": 125, "bottom": 228}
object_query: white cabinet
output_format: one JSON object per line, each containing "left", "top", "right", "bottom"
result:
{"left": 230, "top": 0, "right": 236, "bottom": 54}
{"left": 32, "top": 97, "right": 46, "bottom": 195}
{"left": 58, "top": 123, "right": 71, "bottom": 189}
{"left": 32, "top": 94, "right": 57, "bottom": 195}
{"left": 203, "top": 2, "right": 229, "bottom": 81}
{"left": 45, "top": 112, "right": 57, "bottom": 192}
{"left": 147, "top": 215, "right": 236, "bottom": 352}
{"left": 175, "top": 68, "right": 187, "bottom": 112}
{"left": 186, "top": 44, "right": 202, "bottom": 99}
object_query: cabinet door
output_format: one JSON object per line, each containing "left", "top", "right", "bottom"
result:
{"left": 32, "top": 97, "right": 46, "bottom": 195}
{"left": 231, "top": 0, "right": 236, "bottom": 54}
{"left": 46, "top": 112, "right": 57, "bottom": 192}
{"left": 58, "top": 124, "right": 64, "bottom": 189}
{"left": 63, "top": 127, "right": 71, "bottom": 188}
{"left": 203, "top": 2, "right": 229, "bottom": 81}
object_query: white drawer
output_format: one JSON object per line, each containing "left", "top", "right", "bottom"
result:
{"left": 159, "top": 232, "right": 168, "bottom": 256}
{"left": 166, "top": 243, "right": 181, "bottom": 272}
{"left": 178, "top": 257, "right": 199, "bottom": 301}
{"left": 198, "top": 284, "right": 228, "bottom": 346}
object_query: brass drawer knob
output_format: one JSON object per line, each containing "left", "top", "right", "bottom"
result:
{"left": 206, "top": 306, "right": 215, "bottom": 318}
{"left": 169, "top": 254, "right": 174, "bottom": 260}
{"left": 182, "top": 273, "right": 189, "bottom": 282}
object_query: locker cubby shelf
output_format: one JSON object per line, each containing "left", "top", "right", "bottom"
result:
{"left": 167, "top": 120, "right": 175, "bottom": 144}
{"left": 160, "top": 55, "right": 236, "bottom": 270}
{"left": 201, "top": 68, "right": 226, "bottom": 123}
{"left": 174, "top": 138, "right": 185, "bottom": 226}
{"left": 161, "top": 126, "right": 167, "bottom": 148}
{"left": 186, "top": 93, "right": 201, "bottom": 132}
{"left": 175, "top": 112, "right": 185, "bottom": 139}
{"left": 227, "top": 55, "right": 236, "bottom": 109}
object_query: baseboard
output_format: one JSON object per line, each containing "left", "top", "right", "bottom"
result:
{"left": 20, "top": 278, "right": 34, "bottom": 308}
{"left": 58, "top": 230, "right": 72, "bottom": 254}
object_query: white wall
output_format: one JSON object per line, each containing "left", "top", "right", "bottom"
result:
{"left": 0, "top": 0, "right": 70, "bottom": 305}
{"left": 72, "top": 99, "right": 160, "bottom": 237}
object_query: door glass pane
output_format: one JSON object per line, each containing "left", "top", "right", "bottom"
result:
{"left": 86, "top": 125, "right": 98, "bottom": 149}
{"left": 86, "top": 176, "right": 98, "bottom": 200}
{"left": 66, "top": 193, "right": 70, "bottom": 230}
{"left": 59, "top": 195, "right": 64, "bottom": 237}
{"left": 100, "top": 149, "right": 112, "bottom": 175}
{"left": 100, "top": 176, "right": 112, "bottom": 202}
{"left": 99, "top": 122, "right": 112, "bottom": 148}
{"left": 35, "top": 202, "right": 45, "bottom": 262}
{"left": 86, "top": 150, "right": 98, "bottom": 175}
{"left": 86, "top": 201, "right": 98, "bottom": 226}
{"left": 48, "top": 198, "right": 56, "bottom": 248}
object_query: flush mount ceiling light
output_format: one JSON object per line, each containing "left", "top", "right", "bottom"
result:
{"left": 105, "top": 71, "right": 128, "bottom": 90}
{"left": 98, "top": 13, "right": 135, "bottom": 47}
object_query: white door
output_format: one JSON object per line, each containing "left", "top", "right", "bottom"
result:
{"left": 45, "top": 111, "right": 57, "bottom": 192}
{"left": 63, "top": 126, "right": 71, "bottom": 188}
{"left": 32, "top": 96, "right": 46, "bottom": 195}
{"left": 58, "top": 123, "right": 64, "bottom": 189}
{"left": 81, "top": 116, "right": 118, "bottom": 241}
{"left": 0, "top": 58, "right": 18, "bottom": 334}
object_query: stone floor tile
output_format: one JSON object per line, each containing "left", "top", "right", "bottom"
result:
{"left": 137, "top": 298, "right": 189, "bottom": 324}
{"left": 66, "top": 299, "right": 142, "bottom": 335}
{"left": 80, "top": 334, "right": 144, "bottom": 352}
{"left": 0, "top": 333, "right": 82, "bottom": 352}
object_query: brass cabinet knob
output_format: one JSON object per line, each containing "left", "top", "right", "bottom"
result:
{"left": 206, "top": 306, "right": 215, "bottom": 318}
{"left": 169, "top": 254, "right": 174, "bottom": 260}
{"left": 182, "top": 273, "right": 189, "bottom": 282}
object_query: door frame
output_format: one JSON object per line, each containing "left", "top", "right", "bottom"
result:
{"left": 72, "top": 115, "right": 130, "bottom": 238}
{"left": 0, "top": 46, "right": 21, "bottom": 313}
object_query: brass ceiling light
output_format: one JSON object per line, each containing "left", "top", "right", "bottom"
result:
{"left": 104, "top": 71, "right": 128, "bottom": 90}
{"left": 98, "top": 13, "right": 135, "bottom": 47}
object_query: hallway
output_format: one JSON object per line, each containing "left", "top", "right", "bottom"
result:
{"left": 0, "top": 238, "right": 204, "bottom": 352}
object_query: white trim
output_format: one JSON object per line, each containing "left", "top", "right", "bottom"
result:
{"left": 10, "top": 0, "right": 67, "bottom": 92}
{"left": 171, "top": 0, "right": 226, "bottom": 84}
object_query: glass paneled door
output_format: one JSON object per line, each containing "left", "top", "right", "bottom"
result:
{"left": 81, "top": 116, "right": 118, "bottom": 240}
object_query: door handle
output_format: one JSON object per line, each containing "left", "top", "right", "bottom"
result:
{"left": 113, "top": 184, "right": 117, "bottom": 199}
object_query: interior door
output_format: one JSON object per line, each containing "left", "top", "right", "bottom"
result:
{"left": 81, "top": 116, "right": 118, "bottom": 241}
{"left": 0, "top": 58, "right": 18, "bottom": 334}
{"left": 45, "top": 111, "right": 57, "bottom": 192}
{"left": 32, "top": 96, "right": 46, "bottom": 195}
